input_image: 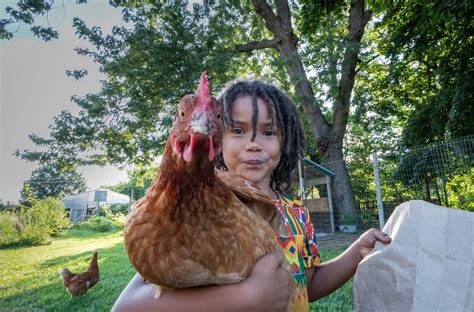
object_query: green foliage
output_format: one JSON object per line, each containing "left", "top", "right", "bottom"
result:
{"left": 0, "top": 211, "right": 21, "bottom": 246}
{"left": 107, "top": 163, "right": 158, "bottom": 200}
{"left": 446, "top": 168, "right": 474, "bottom": 211}
{"left": 339, "top": 212, "right": 359, "bottom": 225}
{"left": 0, "top": 197, "right": 70, "bottom": 247}
{"left": 74, "top": 215, "right": 119, "bottom": 232}
{"left": 19, "top": 163, "right": 87, "bottom": 206}
{"left": 16, "top": 1, "right": 259, "bottom": 168}
{"left": 359, "top": 208, "right": 378, "bottom": 227}
{"left": 378, "top": 0, "right": 474, "bottom": 146}
{"left": 109, "top": 203, "right": 129, "bottom": 215}
{"left": 97, "top": 205, "right": 127, "bottom": 228}
{"left": 20, "top": 197, "right": 70, "bottom": 245}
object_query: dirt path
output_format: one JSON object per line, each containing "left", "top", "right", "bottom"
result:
{"left": 316, "top": 233, "right": 359, "bottom": 249}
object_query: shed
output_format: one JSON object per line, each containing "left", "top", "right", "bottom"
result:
{"left": 292, "top": 159, "right": 336, "bottom": 233}
{"left": 63, "top": 188, "right": 130, "bottom": 222}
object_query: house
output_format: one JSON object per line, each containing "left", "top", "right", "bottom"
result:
{"left": 63, "top": 188, "right": 130, "bottom": 222}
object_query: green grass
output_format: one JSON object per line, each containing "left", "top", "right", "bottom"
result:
{"left": 0, "top": 228, "right": 135, "bottom": 312}
{"left": 1, "top": 229, "right": 353, "bottom": 311}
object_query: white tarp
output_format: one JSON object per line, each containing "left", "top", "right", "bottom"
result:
{"left": 352, "top": 200, "right": 474, "bottom": 312}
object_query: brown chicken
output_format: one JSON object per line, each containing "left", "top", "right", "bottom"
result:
{"left": 124, "top": 72, "right": 293, "bottom": 300}
{"left": 60, "top": 251, "right": 100, "bottom": 296}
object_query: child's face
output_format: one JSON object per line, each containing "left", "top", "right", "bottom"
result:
{"left": 222, "top": 95, "right": 281, "bottom": 190}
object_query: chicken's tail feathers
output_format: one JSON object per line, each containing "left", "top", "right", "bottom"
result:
{"left": 88, "top": 251, "right": 99, "bottom": 271}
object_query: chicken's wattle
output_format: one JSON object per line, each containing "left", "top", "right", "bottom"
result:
{"left": 183, "top": 134, "right": 215, "bottom": 162}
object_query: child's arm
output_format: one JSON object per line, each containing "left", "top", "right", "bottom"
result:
{"left": 306, "top": 229, "right": 391, "bottom": 301}
{"left": 112, "top": 251, "right": 292, "bottom": 312}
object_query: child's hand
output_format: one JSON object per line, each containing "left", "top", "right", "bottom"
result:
{"left": 240, "top": 251, "right": 292, "bottom": 312}
{"left": 356, "top": 229, "right": 391, "bottom": 260}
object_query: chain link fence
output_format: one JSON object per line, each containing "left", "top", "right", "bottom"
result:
{"left": 300, "top": 135, "right": 474, "bottom": 233}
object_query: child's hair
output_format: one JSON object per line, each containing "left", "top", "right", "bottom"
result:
{"left": 216, "top": 79, "right": 306, "bottom": 194}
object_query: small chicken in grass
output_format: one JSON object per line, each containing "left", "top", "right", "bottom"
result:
{"left": 60, "top": 251, "right": 100, "bottom": 296}
{"left": 124, "top": 72, "right": 295, "bottom": 305}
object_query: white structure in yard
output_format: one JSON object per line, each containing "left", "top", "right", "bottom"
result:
{"left": 63, "top": 188, "right": 130, "bottom": 222}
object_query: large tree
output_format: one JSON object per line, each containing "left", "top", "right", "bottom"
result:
{"left": 7, "top": 1, "right": 472, "bottom": 221}
{"left": 20, "top": 163, "right": 87, "bottom": 205}
{"left": 6, "top": 0, "right": 377, "bottom": 220}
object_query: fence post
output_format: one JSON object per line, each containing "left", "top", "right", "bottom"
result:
{"left": 371, "top": 152, "right": 385, "bottom": 230}
{"left": 326, "top": 175, "right": 336, "bottom": 233}
{"left": 298, "top": 159, "right": 306, "bottom": 204}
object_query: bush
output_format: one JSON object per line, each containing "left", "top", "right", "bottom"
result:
{"left": 109, "top": 213, "right": 126, "bottom": 228}
{"left": 20, "top": 197, "right": 70, "bottom": 245}
{"left": 74, "top": 215, "right": 117, "bottom": 232}
{"left": 446, "top": 168, "right": 474, "bottom": 211}
{"left": 97, "top": 205, "right": 126, "bottom": 229}
{"left": 110, "top": 203, "right": 129, "bottom": 215}
{"left": 0, "top": 211, "right": 21, "bottom": 246}
{"left": 0, "top": 197, "right": 69, "bottom": 247}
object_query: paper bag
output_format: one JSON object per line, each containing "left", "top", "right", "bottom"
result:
{"left": 352, "top": 200, "right": 474, "bottom": 312}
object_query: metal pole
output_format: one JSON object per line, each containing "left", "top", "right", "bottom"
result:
{"left": 298, "top": 159, "right": 306, "bottom": 204}
{"left": 128, "top": 189, "right": 134, "bottom": 214}
{"left": 326, "top": 175, "right": 335, "bottom": 233}
{"left": 371, "top": 152, "right": 385, "bottom": 230}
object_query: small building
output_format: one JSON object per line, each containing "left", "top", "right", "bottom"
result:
{"left": 292, "top": 159, "right": 336, "bottom": 233}
{"left": 63, "top": 188, "right": 130, "bottom": 222}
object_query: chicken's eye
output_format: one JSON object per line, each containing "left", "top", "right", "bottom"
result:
{"left": 216, "top": 112, "right": 221, "bottom": 119}
{"left": 179, "top": 110, "right": 186, "bottom": 118}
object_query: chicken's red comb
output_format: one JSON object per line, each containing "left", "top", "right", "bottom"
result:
{"left": 196, "top": 71, "right": 210, "bottom": 98}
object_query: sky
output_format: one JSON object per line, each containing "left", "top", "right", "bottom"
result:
{"left": 1, "top": 1, "right": 130, "bottom": 203}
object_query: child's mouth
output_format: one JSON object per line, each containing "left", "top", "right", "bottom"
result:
{"left": 242, "top": 159, "right": 265, "bottom": 165}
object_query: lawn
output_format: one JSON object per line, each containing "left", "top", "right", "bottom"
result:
{"left": 0, "top": 229, "right": 352, "bottom": 311}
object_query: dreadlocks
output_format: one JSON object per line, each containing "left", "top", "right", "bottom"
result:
{"left": 216, "top": 79, "right": 306, "bottom": 194}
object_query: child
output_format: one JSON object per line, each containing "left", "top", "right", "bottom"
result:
{"left": 113, "top": 79, "right": 391, "bottom": 311}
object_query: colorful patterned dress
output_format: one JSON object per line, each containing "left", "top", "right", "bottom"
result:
{"left": 273, "top": 194, "right": 321, "bottom": 312}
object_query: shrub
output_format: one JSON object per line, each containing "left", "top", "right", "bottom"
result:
{"left": 97, "top": 205, "right": 126, "bottom": 229}
{"left": 19, "top": 197, "right": 70, "bottom": 245}
{"left": 19, "top": 212, "right": 51, "bottom": 245}
{"left": 75, "top": 215, "right": 117, "bottom": 232}
{"left": 446, "top": 168, "right": 474, "bottom": 211}
{"left": 0, "top": 211, "right": 21, "bottom": 246}
{"left": 109, "top": 213, "right": 126, "bottom": 228}
{"left": 0, "top": 197, "right": 69, "bottom": 247}
{"left": 110, "top": 203, "right": 129, "bottom": 215}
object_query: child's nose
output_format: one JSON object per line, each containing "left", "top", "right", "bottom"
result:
{"left": 245, "top": 136, "right": 262, "bottom": 151}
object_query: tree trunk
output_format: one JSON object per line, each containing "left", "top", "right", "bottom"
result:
{"left": 322, "top": 141, "right": 357, "bottom": 223}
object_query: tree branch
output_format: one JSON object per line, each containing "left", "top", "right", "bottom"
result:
{"left": 247, "top": 0, "right": 331, "bottom": 153}
{"left": 333, "top": 0, "right": 371, "bottom": 141}
{"left": 274, "top": 0, "right": 291, "bottom": 30}
{"left": 235, "top": 39, "right": 278, "bottom": 53}
{"left": 250, "top": 0, "right": 279, "bottom": 33}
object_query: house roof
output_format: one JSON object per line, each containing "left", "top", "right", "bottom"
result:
{"left": 303, "top": 159, "right": 335, "bottom": 177}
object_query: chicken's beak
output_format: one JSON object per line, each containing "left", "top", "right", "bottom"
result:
{"left": 183, "top": 111, "right": 215, "bottom": 162}
{"left": 190, "top": 111, "right": 213, "bottom": 136}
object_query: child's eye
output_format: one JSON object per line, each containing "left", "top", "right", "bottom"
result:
{"left": 230, "top": 128, "right": 244, "bottom": 135}
{"left": 263, "top": 129, "right": 277, "bottom": 136}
